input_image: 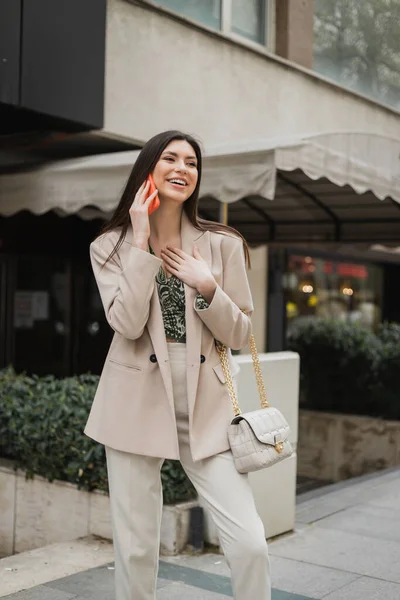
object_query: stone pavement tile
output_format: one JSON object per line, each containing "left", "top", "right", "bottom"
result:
{"left": 0, "top": 537, "right": 114, "bottom": 597}
{"left": 296, "top": 469, "right": 400, "bottom": 525}
{"left": 156, "top": 578, "right": 172, "bottom": 590}
{"left": 44, "top": 563, "right": 113, "bottom": 598}
{"left": 44, "top": 563, "right": 169, "bottom": 599}
{"left": 314, "top": 503, "right": 400, "bottom": 543}
{"left": 322, "top": 576, "right": 400, "bottom": 600}
{"left": 157, "top": 581, "right": 313, "bottom": 600}
{"left": 366, "top": 491, "right": 400, "bottom": 511}
{"left": 2, "top": 586, "right": 76, "bottom": 600}
{"left": 272, "top": 593, "right": 315, "bottom": 600}
{"left": 269, "top": 555, "right": 359, "bottom": 598}
{"left": 297, "top": 467, "right": 400, "bottom": 506}
{"left": 298, "top": 489, "right": 398, "bottom": 525}
{"left": 297, "top": 468, "right": 400, "bottom": 513}
{"left": 161, "top": 553, "right": 231, "bottom": 577}
{"left": 296, "top": 499, "right": 351, "bottom": 524}
{"left": 157, "top": 581, "right": 230, "bottom": 599}
{"left": 270, "top": 526, "right": 400, "bottom": 584}
{"left": 158, "top": 560, "right": 314, "bottom": 600}
{"left": 158, "top": 561, "right": 232, "bottom": 596}
{"left": 162, "top": 553, "right": 357, "bottom": 599}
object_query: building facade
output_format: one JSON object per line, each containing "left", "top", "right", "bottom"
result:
{"left": 1, "top": 0, "right": 400, "bottom": 375}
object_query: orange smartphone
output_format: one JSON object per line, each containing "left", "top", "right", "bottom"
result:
{"left": 146, "top": 174, "right": 160, "bottom": 215}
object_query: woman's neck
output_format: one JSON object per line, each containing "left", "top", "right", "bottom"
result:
{"left": 149, "top": 204, "right": 183, "bottom": 244}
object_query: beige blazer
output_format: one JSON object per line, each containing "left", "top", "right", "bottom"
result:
{"left": 84, "top": 211, "right": 254, "bottom": 461}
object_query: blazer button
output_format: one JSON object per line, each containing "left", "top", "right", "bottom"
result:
{"left": 150, "top": 354, "right": 157, "bottom": 363}
{"left": 200, "top": 355, "right": 206, "bottom": 364}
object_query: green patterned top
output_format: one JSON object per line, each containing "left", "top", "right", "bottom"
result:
{"left": 149, "top": 246, "right": 209, "bottom": 343}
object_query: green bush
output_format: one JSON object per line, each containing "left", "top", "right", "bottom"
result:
{"left": 375, "top": 323, "right": 400, "bottom": 419}
{"left": 287, "top": 319, "right": 387, "bottom": 417}
{"left": 0, "top": 367, "right": 196, "bottom": 504}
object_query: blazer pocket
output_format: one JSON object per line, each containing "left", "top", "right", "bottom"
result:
{"left": 213, "top": 360, "right": 240, "bottom": 384}
{"left": 108, "top": 359, "right": 142, "bottom": 372}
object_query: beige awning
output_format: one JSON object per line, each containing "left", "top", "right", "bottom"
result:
{"left": 206, "top": 132, "right": 400, "bottom": 202}
{"left": 1, "top": 132, "right": 400, "bottom": 243}
{"left": 0, "top": 147, "right": 276, "bottom": 215}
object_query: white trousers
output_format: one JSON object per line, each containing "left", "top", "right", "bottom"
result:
{"left": 105, "top": 342, "right": 271, "bottom": 600}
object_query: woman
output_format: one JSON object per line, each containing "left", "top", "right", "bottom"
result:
{"left": 84, "top": 130, "right": 270, "bottom": 600}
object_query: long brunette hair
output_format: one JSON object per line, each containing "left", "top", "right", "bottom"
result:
{"left": 100, "top": 130, "right": 250, "bottom": 267}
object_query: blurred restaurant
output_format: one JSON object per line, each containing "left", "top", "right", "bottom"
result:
{"left": 268, "top": 247, "right": 395, "bottom": 352}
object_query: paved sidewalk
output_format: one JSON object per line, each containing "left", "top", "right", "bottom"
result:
{"left": 2, "top": 467, "right": 400, "bottom": 599}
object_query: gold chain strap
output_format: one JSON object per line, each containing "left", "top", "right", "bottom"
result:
{"left": 216, "top": 327, "right": 269, "bottom": 417}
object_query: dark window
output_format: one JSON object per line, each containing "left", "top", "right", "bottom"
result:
{"left": 13, "top": 255, "right": 71, "bottom": 376}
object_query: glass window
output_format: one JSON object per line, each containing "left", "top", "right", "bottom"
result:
{"left": 155, "top": 0, "right": 221, "bottom": 30}
{"left": 231, "top": 0, "right": 265, "bottom": 44}
{"left": 314, "top": 0, "right": 400, "bottom": 111}
{"left": 284, "top": 254, "right": 383, "bottom": 339}
{"left": 13, "top": 256, "right": 70, "bottom": 376}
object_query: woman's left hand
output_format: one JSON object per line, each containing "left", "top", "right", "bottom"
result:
{"left": 161, "top": 245, "right": 216, "bottom": 297}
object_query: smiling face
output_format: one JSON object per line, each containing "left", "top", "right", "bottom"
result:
{"left": 151, "top": 139, "right": 199, "bottom": 205}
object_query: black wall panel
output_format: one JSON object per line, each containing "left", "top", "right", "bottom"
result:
{"left": 21, "top": 0, "right": 106, "bottom": 129}
{"left": 267, "top": 249, "right": 286, "bottom": 352}
{"left": 0, "top": 0, "right": 22, "bottom": 105}
{"left": 383, "top": 263, "right": 400, "bottom": 324}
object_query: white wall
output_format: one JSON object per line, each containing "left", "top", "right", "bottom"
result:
{"left": 104, "top": 0, "right": 400, "bottom": 147}
{"left": 246, "top": 245, "right": 268, "bottom": 353}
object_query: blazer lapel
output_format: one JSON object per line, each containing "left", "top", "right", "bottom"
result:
{"left": 146, "top": 284, "right": 176, "bottom": 413}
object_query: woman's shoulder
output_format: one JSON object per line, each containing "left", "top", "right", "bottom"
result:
{"left": 208, "top": 229, "right": 244, "bottom": 253}
{"left": 91, "top": 227, "right": 126, "bottom": 251}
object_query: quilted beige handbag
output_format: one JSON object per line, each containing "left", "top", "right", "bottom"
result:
{"left": 216, "top": 330, "right": 293, "bottom": 474}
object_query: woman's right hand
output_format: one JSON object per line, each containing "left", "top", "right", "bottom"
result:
{"left": 129, "top": 180, "right": 158, "bottom": 249}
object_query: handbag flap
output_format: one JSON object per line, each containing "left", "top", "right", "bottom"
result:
{"left": 231, "top": 407, "right": 291, "bottom": 446}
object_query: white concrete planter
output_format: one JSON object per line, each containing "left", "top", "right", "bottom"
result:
{"left": 0, "top": 460, "right": 197, "bottom": 559}
{"left": 298, "top": 409, "right": 400, "bottom": 482}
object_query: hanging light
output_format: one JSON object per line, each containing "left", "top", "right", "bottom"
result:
{"left": 342, "top": 287, "right": 354, "bottom": 296}
{"left": 340, "top": 280, "right": 354, "bottom": 296}
{"left": 300, "top": 283, "right": 314, "bottom": 294}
